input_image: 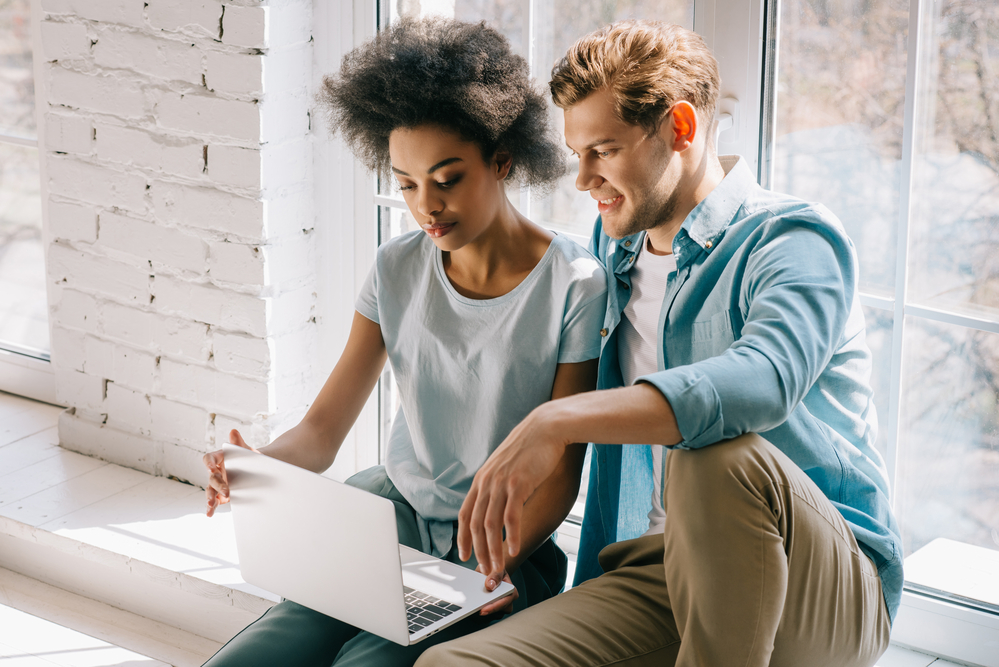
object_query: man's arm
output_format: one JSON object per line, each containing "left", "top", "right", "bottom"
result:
{"left": 460, "top": 381, "right": 679, "bottom": 576}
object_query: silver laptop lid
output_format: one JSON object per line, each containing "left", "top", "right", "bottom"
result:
{"left": 223, "top": 445, "right": 411, "bottom": 645}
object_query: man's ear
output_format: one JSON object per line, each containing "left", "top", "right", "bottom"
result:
{"left": 494, "top": 150, "right": 513, "bottom": 180}
{"left": 663, "top": 101, "right": 698, "bottom": 153}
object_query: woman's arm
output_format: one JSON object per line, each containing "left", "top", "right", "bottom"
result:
{"left": 476, "top": 357, "right": 598, "bottom": 612}
{"left": 259, "top": 312, "right": 387, "bottom": 471}
{"left": 204, "top": 312, "right": 387, "bottom": 515}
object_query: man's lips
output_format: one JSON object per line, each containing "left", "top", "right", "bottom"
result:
{"left": 596, "top": 195, "right": 623, "bottom": 214}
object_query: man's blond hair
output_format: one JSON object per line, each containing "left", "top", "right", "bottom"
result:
{"left": 550, "top": 20, "right": 720, "bottom": 138}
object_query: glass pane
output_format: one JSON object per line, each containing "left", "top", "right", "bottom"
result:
{"left": 772, "top": 0, "right": 909, "bottom": 296}
{"left": 533, "top": 0, "right": 694, "bottom": 238}
{"left": 0, "top": 0, "right": 36, "bottom": 141}
{"left": 896, "top": 316, "right": 999, "bottom": 606}
{"left": 0, "top": 142, "right": 48, "bottom": 355}
{"left": 862, "top": 305, "right": 893, "bottom": 462}
{"left": 907, "top": 1, "right": 999, "bottom": 321}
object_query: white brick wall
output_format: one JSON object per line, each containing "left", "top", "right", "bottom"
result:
{"left": 42, "top": 0, "right": 319, "bottom": 484}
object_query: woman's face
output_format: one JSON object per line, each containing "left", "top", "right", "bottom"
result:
{"left": 388, "top": 124, "right": 510, "bottom": 252}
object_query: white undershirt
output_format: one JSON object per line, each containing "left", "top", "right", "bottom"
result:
{"left": 616, "top": 236, "right": 677, "bottom": 536}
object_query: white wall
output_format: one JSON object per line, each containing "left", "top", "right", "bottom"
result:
{"left": 38, "top": 0, "right": 319, "bottom": 485}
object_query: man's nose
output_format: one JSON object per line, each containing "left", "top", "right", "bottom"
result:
{"left": 575, "top": 158, "right": 603, "bottom": 192}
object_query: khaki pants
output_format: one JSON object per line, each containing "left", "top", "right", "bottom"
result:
{"left": 417, "top": 434, "right": 890, "bottom": 667}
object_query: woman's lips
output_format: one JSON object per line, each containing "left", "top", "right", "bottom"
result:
{"left": 423, "top": 222, "right": 456, "bottom": 238}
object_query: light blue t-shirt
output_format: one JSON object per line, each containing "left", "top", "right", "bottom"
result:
{"left": 356, "top": 230, "right": 607, "bottom": 556}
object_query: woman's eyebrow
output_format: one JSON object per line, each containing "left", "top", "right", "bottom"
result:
{"left": 427, "top": 157, "right": 463, "bottom": 174}
{"left": 391, "top": 157, "right": 463, "bottom": 177}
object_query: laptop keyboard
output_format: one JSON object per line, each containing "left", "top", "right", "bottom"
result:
{"left": 404, "top": 586, "right": 463, "bottom": 634}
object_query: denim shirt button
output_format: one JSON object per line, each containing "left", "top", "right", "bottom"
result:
{"left": 705, "top": 240, "right": 713, "bottom": 249}
{"left": 600, "top": 328, "right": 608, "bottom": 337}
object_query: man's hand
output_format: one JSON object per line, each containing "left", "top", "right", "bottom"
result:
{"left": 204, "top": 429, "right": 257, "bottom": 517}
{"left": 475, "top": 565, "right": 518, "bottom": 616}
{"left": 457, "top": 404, "right": 570, "bottom": 576}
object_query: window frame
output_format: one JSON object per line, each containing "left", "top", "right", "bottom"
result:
{"left": 315, "top": 1, "right": 999, "bottom": 662}
{"left": 0, "top": 0, "right": 56, "bottom": 405}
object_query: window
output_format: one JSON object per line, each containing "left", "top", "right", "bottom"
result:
{"left": 0, "top": 0, "right": 54, "bottom": 404}
{"left": 771, "top": 0, "right": 999, "bottom": 659}
{"left": 317, "top": 0, "right": 999, "bottom": 658}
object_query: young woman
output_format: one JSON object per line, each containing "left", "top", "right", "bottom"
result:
{"left": 200, "top": 16, "right": 607, "bottom": 667}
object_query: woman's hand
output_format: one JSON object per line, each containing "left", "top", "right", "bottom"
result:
{"left": 475, "top": 565, "right": 518, "bottom": 616}
{"left": 204, "top": 429, "right": 257, "bottom": 517}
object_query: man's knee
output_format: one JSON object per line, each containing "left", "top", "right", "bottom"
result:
{"left": 666, "top": 433, "right": 775, "bottom": 492}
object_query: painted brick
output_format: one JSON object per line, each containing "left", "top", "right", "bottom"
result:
{"left": 48, "top": 199, "right": 97, "bottom": 242}
{"left": 95, "top": 123, "right": 205, "bottom": 179}
{"left": 147, "top": 0, "right": 223, "bottom": 38}
{"left": 101, "top": 301, "right": 155, "bottom": 346}
{"left": 208, "top": 234, "right": 312, "bottom": 286}
{"left": 111, "top": 345, "right": 158, "bottom": 393}
{"left": 51, "top": 325, "right": 87, "bottom": 372}
{"left": 39, "top": 21, "right": 91, "bottom": 61}
{"left": 206, "top": 144, "right": 260, "bottom": 190}
{"left": 150, "top": 181, "right": 264, "bottom": 239}
{"left": 208, "top": 242, "right": 263, "bottom": 285}
{"left": 45, "top": 113, "right": 93, "bottom": 155}
{"left": 59, "top": 410, "right": 161, "bottom": 476}
{"left": 269, "top": 284, "right": 314, "bottom": 334}
{"left": 46, "top": 157, "right": 147, "bottom": 211}
{"left": 212, "top": 413, "right": 259, "bottom": 449}
{"left": 48, "top": 243, "right": 151, "bottom": 305}
{"left": 159, "top": 357, "right": 270, "bottom": 416}
{"left": 82, "top": 335, "right": 115, "bottom": 377}
{"left": 204, "top": 51, "right": 262, "bottom": 96}
{"left": 99, "top": 211, "right": 208, "bottom": 273}
{"left": 221, "top": 4, "right": 267, "bottom": 49}
{"left": 260, "top": 88, "right": 309, "bottom": 143}
{"left": 41, "top": 0, "right": 145, "bottom": 29}
{"left": 93, "top": 28, "right": 204, "bottom": 85}
{"left": 160, "top": 441, "right": 209, "bottom": 485}
{"left": 150, "top": 396, "right": 211, "bottom": 447}
{"left": 208, "top": 140, "right": 310, "bottom": 192}
{"left": 212, "top": 331, "right": 269, "bottom": 377}
{"left": 156, "top": 92, "right": 260, "bottom": 143}
{"left": 264, "top": 46, "right": 311, "bottom": 94}
{"left": 56, "top": 288, "right": 99, "bottom": 333}
{"left": 268, "top": 1, "right": 312, "bottom": 48}
{"left": 153, "top": 318, "right": 211, "bottom": 362}
{"left": 262, "top": 190, "right": 312, "bottom": 238}
{"left": 153, "top": 275, "right": 267, "bottom": 337}
{"left": 47, "top": 66, "right": 149, "bottom": 120}
{"left": 53, "top": 370, "right": 105, "bottom": 412}
{"left": 105, "top": 381, "right": 152, "bottom": 435}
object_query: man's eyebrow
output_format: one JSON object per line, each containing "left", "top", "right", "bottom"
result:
{"left": 391, "top": 157, "right": 463, "bottom": 177}
{"left": 566, "top": 138, "right": 617, "bottom": 153}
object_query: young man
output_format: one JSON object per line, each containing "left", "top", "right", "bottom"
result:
{"left": 415, "top": 20, "right": 902, "bottom": 667}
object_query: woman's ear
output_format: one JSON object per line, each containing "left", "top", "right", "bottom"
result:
{"left": 493, "top": 150, "right": 513, "bottom": 180}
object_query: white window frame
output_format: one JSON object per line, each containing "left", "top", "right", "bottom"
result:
{"left": 0, "top": 0, "right": 56, "bottom": 405}
{"left": 315, "top": 1, "right": 999, "bottom": 663}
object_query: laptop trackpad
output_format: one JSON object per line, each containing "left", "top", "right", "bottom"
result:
{"left": 399, "top": 545, "right": 515, "bottom": 610}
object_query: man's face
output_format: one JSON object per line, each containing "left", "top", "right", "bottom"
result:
{"left": 563, "top": 88, "right": 682, "bottom": 239}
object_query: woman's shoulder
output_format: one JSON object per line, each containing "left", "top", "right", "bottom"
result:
{"left": 546, "top": 233, "right": 607, "bottom": 289}
{"left": 375, "top": 229, "right": 434, "bottom": 268}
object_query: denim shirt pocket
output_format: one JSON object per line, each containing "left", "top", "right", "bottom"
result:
{"left": 689, "top": 309, "right": 739, "bottom": 360}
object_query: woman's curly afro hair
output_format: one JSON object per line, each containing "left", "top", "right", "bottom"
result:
{"left": 318, "top": 17, "right": 565, "bottom": 190}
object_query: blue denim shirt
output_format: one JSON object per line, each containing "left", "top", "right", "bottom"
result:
{"left": 575, "top": 156, "right": 903, "bottom": 623}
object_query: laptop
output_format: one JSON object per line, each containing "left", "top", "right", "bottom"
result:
{"left": 222, "top": 444, "right": 516, "bottom": 646}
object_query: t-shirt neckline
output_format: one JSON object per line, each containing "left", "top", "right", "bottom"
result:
{"left": 433, "top": 233, "right": 562, "bottom": 306}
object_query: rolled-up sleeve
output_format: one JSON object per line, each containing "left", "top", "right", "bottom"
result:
{"left": 638, "top": 217, "right": 858, "bottom": 449}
